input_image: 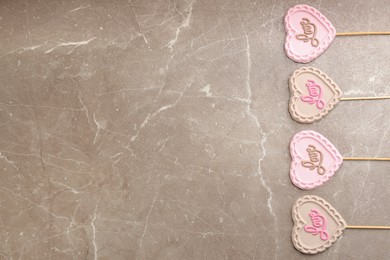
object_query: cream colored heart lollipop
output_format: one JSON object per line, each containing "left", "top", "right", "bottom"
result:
{"left": 292, "top": 195, "right": 390, "bottom": 255}
{"left": 288, "top": 67, "right": 390, "bottom": 123}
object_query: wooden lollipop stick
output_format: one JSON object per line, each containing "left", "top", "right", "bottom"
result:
{"left": 343, "top": 157, "right": 390, "bottom": 161}
{"left": 347, "top": 225, "right": 390, "bottom": 230}
{"left": 340, "top": 96, "right": 390, "bottom": 101}
{"left": 336, "top": 32, "right": 390, "bottom": 36}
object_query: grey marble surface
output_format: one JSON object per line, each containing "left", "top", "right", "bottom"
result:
{"left": 0, "top": 0, "right": 389, "bottom": 259}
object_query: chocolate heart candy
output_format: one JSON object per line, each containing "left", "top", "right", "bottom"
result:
{"left": 289, "top": 67, "right": 343, "bottom": 123}
{"left": 285, "top": 4, "right": 336, "bottom": 63}
{"left": 292, "top": 195, "right": 346, "bottom": 254}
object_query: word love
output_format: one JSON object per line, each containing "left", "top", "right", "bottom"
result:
{"left": 296, "top": 18, "right": 320, "bottom": 47}
{"left": 301, "top": 80, "right": 325, "bottom": 109}
{"left": 293, "top": 196, "right": 346, "bottom": 254}
{"left": 285, "top": 5, "right": 336, "bottom": 63}
{"left": 301, "top": 145, "right": 326, "bottom": 175}
{"left": 304, "top": 209, "right": 329, "bottom": 241}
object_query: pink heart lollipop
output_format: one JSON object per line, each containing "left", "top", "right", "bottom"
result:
{"left": 290, "top": 130, "right": 342, "bottom": 190}
{"left": 284, "top": 4, "right": 336, "bottom": 63}
{"left": 284, "top": 4, "right": 390, "bottom": 63}
{"left": 289, "top": 130, "right": 390, "bottom": 190}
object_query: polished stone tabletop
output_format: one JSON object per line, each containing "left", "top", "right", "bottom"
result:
{"left": 1, "top": 0, "right": 389, "bottom": 259}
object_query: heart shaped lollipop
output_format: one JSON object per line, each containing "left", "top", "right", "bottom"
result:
{"left": 284, "top": 4, "right": 336, "bottom": 63}
{"left": 284, "top": 5, "right": 390, "bottom": 63}
{"left": 289, "top": 130, "right": 390, "bottom": 190}
{"left": 288, "top": 67, "right": 390, "bottom": 124}
{"left": 290, "top": 130, "right": 343, "bottom": 190}
{"left": 289, "top": 67, "right": 343, "bottom": 124}
{"left": 292, "top": 195, "right": 346, "bottom": 254}
{"left": 293, "top": 195, "right": 390, "bottom": 255}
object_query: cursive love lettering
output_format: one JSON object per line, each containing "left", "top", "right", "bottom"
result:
{"left": 301, "top": 80, "right": 325, "bottom": 109}
{"left": 296, "top": 18, "right": 320, "bottom": 47}
{"left": 301, "top": 145, "right": 326, "bottom": 175}
{"left": 304, "top": 209, "right": 329, "bottom": 241}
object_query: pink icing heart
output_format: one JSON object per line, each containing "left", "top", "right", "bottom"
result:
{"left": 290, "top": 130, "right": 343, "bottom": 190}
{"left": 285, "top": 5, "right": 336, "bottom": 63}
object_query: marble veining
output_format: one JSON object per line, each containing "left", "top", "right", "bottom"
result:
{"left": 0, "top": 0, "right": 389, "bottom": 259}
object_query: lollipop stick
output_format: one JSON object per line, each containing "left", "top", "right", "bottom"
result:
{"left": 347, "top": 225, "right": 390, "bottom": 230}
{"left": 336, "top": 32, "right": 390, "bottom": 36}
{"left": 343, "top": 157, "right": 390, "bottom": 161}
{"left": 340, "top": 96, "right": 390, "bottom": 101}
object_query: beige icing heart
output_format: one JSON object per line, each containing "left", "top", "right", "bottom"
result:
{"left": 292, "top": 195, "right": 346, "bottom": 254}
{"left": 289, "top": 67, "right": 343, "bottom": 123}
